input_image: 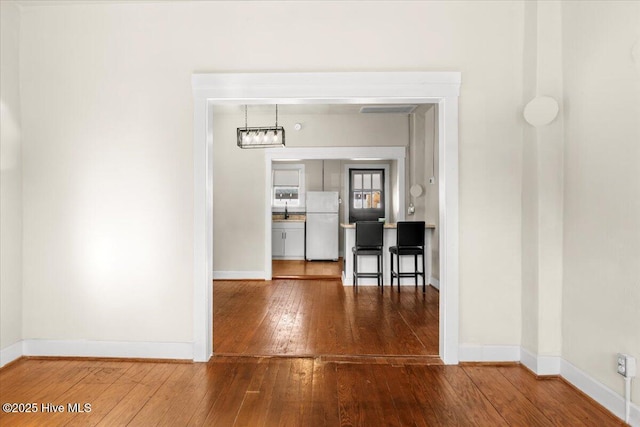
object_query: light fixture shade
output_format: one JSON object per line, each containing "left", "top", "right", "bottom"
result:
{"left": 237, "top": 126, "right": 285, "bottom": 149}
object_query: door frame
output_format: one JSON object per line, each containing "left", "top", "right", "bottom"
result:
{"left": 344, "top": 164, "right": 391, "bottom": 224}
{"left": 192, "top": 72, "right": 461, "bottom": 364}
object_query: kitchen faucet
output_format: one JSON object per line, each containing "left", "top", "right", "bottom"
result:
{"left": 284, "top": 202, "right": 289, "bottom": 219}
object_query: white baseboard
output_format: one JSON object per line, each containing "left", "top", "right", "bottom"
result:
{"left": 430, "top": 276, "right": 440, "bottom": 290}
{"left": 19, "top": 339, "right": 193, "bottom": 361}
{"left": 4, "top": 339, "right": 193, "bottom": 366}
{"left": 341, "top": 272, "right": 433, "bottom": 287}
{"left": 0, "top": 341, "right": 24, "bottom": 367}
{"left": 520, "top": 347, "right": 561, "bottom": 376}
{"left": 561, "top": 359, "right": 640, "bottom": 426}
{"left": 458, "top": 344, "right": 520, "bottom": 362}
{"left": 213, "top": 270, "right": 265, "bottom": 280}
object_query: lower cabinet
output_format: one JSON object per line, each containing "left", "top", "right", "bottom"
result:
{"left": 272, "top": 222, "right": 305, "bottom": 260}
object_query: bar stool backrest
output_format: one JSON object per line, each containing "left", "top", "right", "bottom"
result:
{"left": 397, "top": 221, "right": 425, "bottom": 247}
{"left": 355, "top": 221, "right": 384, "bottom": 248}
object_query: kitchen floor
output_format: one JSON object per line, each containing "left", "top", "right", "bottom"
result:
{"left": 272, "top": 259, "right": 343, "bottom": 279}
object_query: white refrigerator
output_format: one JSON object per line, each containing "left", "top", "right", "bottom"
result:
{"left": 305, "top": 191, "right": 339, "bottom": 261}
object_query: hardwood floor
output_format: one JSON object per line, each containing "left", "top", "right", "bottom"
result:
{"left": 213, "top": 279, "right": 439, "bottom": 356}
{"left": 0, "top": 280, "right": 625, "bottom": 425}
{"left": 0, "top": 357, "right": 623, "bottom": 426}
{"left": 272, "top": 259, "right": 343, "bottom": 279}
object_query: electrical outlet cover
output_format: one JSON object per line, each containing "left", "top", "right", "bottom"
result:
{"left": 617, "top": 353, "right": 627, "bottom": 376}
{"left": 627, "top": 356, "right": 637, "bottom": 377}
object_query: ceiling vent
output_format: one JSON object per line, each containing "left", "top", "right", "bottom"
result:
{"left": 359, "top": 105, "right": 418, "bottom": 114}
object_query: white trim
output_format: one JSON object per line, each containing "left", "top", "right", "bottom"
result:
{"left": 439, "top": 96, "right": 460, "bottom": 364}
{"left": 458, "top": 344, "right": 521, "bottom": 362}
{"left": 520, "top": 347, "right": 561, "bottom": 376}
{"left": 271, "top": 163, "right": 306, "bottom": 212}
{"left": 191, "top": 72, "right": 461, "bottom": 100}
{"left": 430, "top": 276, "right": 440, "bottom": 290}
{"left": 0, "top": 341, "right": 23, "bottom": 367}
{"left": 21, "top": 339, "right": 193, "bottom": 360}
{"left": 561, "top": 359, "right": 640, "bottom": 426}
{"left": 265, "top": 146, "right": 407, "bottom": 160}
{"left": 193, "top": 72, "right": 461, "bottom": 364}
{"left": 213, "top": 271, "right": 265, "bottom": 280}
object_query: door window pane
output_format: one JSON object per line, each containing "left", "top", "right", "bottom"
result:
{"left": 353, "top": 174, "right": 362, "bottom": 190}
{"left": 354, "top": 192, "right": 362, "bottom": 209}
{"left": 364, "top": 192, "right": 372, "bottom": 208}
{"left": 363, "top": 174, "right": 372, "bottom": 189}
{"left": 372, "top": 173, "right": 381, "bottom": 190}
{"left": 372, "top": 191, "right": 381, "bottom": 208}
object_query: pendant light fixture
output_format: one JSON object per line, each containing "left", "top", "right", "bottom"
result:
{"left": 237, "top": 105, "right": 285, "bottom": 148}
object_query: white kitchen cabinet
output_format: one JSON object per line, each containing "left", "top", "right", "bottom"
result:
{"left": 272, "top": 221, "right": 305, "bottom": 259}
{"left": 272, "top": 228, "right": 286, "bottom": 258}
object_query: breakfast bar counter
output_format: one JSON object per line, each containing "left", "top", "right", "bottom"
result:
{"left": 340, "top": 222, "right": 435, "bottom": 287}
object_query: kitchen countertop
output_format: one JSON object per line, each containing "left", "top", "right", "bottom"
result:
{"left": 273, "top": 214, "right": 306, "bottom": 222}
{"left": 340, "top": 222, "right": 436, "bottom": 229}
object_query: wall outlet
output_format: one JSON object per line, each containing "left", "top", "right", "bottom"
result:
{"left": 617, "top": 353, "right": 637, "bottom": 378}
{"left": 429, "top": 177, "right": 435, "bottom": 184}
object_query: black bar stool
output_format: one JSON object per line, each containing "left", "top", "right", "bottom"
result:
{"left": 389, "top": 221, "right": 426, "bottom": 292}
{"left": 352, "top": 221, "right": 384, "bottom": 290}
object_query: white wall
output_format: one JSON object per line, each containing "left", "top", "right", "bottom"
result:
{"left": 561, "top": 0, "right": 640, "bottom": 405}
{"left": 0, "top": 0, "right": 23, "bottom": 356}
{"left": 18, "top": 1, "right": 524, "bottom": 350}
{"left": 520, "top": 0, "right": 564, "bottom": 361}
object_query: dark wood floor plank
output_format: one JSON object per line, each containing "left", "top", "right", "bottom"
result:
{"left": 127, "top": 363, "right": 198, "bottom": 426}
{"left": 380, "top": 364, "right": 430, "bottom": 427}
{"left": 65, "top": 361, "right": 155, "bottom": 427}
{"left": 94, "top": 363, "right": 177, "bottom": 426}
{"left": 184, "top": 362, "right": 249, "bottom": 427}
{"left": 464, "top": 365, "right": 554, "bottom": 427}
{"left": 2, "top": 361, "right": 98, "bottom": 427}
{"left": 32, "top": 361, "right": 134, "bottom": 427}
{"left": 404, "top": 365, "right": 472, "bottom": 426}
{"left": 304, "top": 360, "right": 340, "bottom": 427}
{"left": 337, "top": 363, "right": 397, "bottom": 426}
{"left": 273, "top": 358, "right": 315, "bottom": 426}
{"left": 200, "top": 360, "right": 257, "bottom": 426}
{"left": 438, "top": 365, "right": 508, "bottom": 426}
{"left": 498, "top": 366, "right": 625, "bottom": 426}
{"left": 229, "top": 359, "right": 278, "bottom": 427}
{"left": 0, "top": 360, "right": 73, "bottom": 400}
{"left": 272, "top": 259, "right": 343, "bottom": 279}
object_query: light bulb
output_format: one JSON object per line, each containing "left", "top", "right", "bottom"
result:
{"left": 254, "top": 132, "right": 262, "bottom": 144}
{"left": 264, "top": 132, "right": 273, "bottom": 144}
{"left": 273, "top": 131, "right": 279, "bottom": 142}
{"left": 242, "top": 133, "right": 251, "bottom": 144}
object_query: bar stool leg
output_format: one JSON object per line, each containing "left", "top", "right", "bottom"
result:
{"left": 414, "top": 254, "right": 418, "bottom": 288}
{"left": 353, "top": 253, "right": 357, "bottom": 288}
{"left": 422, "top": 251, "right": 426, "bottom": 293}
{"left": 389, "top": 252, "right": 394, "bottom": 290}
{"left": 378, "top": 254, "right": 384, "bottom": 293}
{"left": 397, "top": 253, "right": 401, "bottom": 292}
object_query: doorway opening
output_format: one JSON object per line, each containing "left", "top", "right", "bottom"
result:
{"left": 192, "top": 72, "right": 460, "bottom": 364}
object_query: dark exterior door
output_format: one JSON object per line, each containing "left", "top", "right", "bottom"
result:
{"left": 348, "top": 169, "right": 385, "bottom": 223}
